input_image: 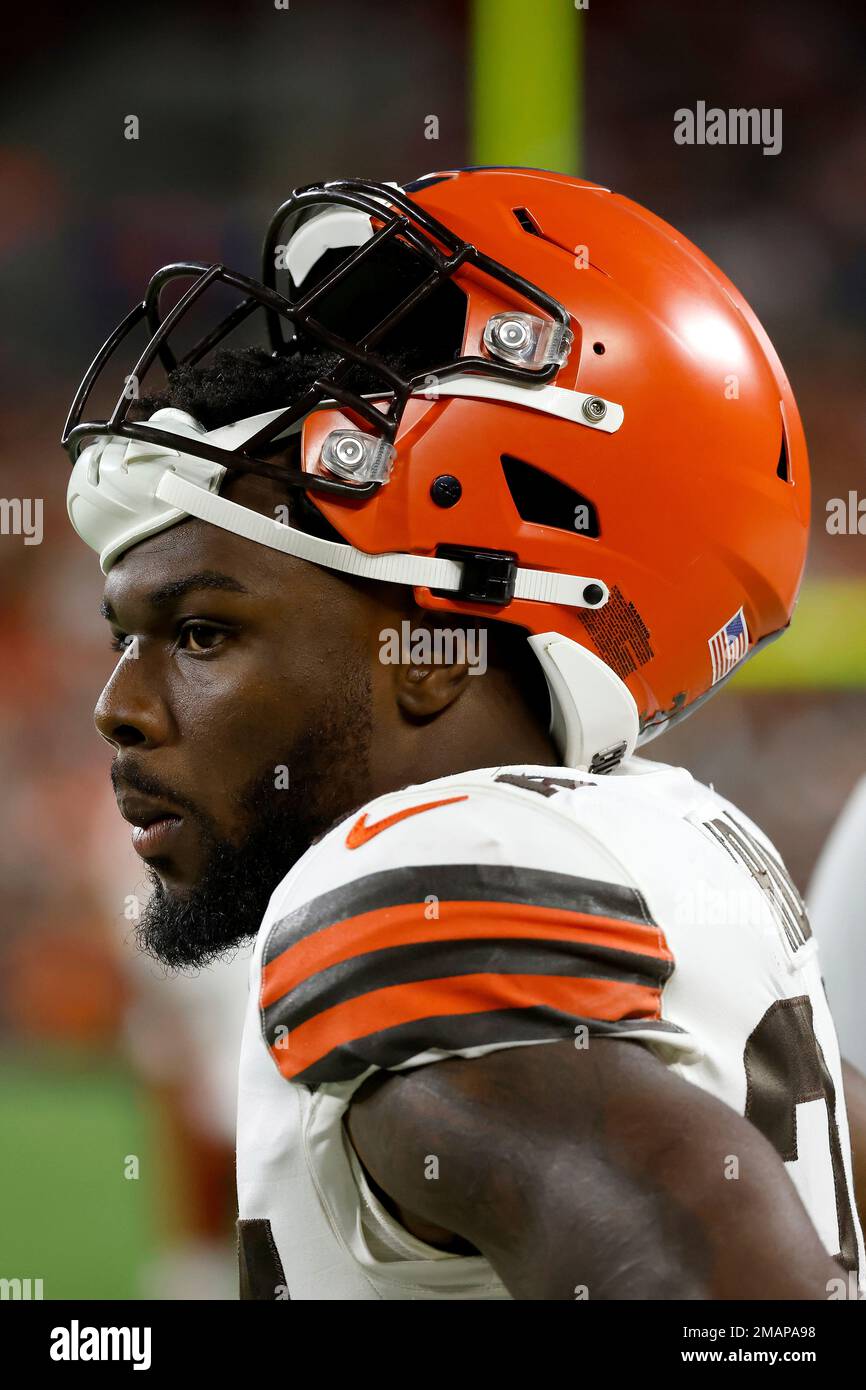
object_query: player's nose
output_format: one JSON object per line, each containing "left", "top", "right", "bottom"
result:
{"left": 94, "top": 653, "right": 173, "bottom": 751}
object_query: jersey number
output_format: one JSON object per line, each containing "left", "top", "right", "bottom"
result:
{"left": 745, "top": 997, "right": 859, "bottom": 1273}
{"left": 704, "top": 814, "right": 811, "bottom": 954}
{"left": 237, "top": 1218, "right": 290, "bottom": 1300}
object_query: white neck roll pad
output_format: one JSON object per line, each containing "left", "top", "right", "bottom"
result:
{"left": 527, "top": 633, "right": 639, "bottom": 770}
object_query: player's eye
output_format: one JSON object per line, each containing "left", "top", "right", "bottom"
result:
{"left": 177, "top": 622, "right": 228, "bottom": 654}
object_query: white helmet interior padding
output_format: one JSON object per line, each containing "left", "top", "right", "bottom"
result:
{"left": 286, "top": 208, "right": 375, "bottom": 288}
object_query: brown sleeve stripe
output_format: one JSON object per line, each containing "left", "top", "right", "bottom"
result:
{"left": 285, "top": 1009, "right": 687, "bottom": 1087}
{"left": 261, "top": 906, "right": 673, "bottom": 1051}
{"left": 267, "top": 974, "right": 676, "bottom": 1085}
{"left": 262, "top": 862, "right": 657, "bottom": 971}
{"left": 261, "top": 898, "right": 671, "bottom": 1011}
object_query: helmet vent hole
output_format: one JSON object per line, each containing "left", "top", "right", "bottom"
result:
{"left": 512, "top": 206, "right": 543, "bottom": 237}
{"left": 593, "top": 341, "right": 605, "bottom": 354}
{"left": 776, "top": 428, "right": 790, "bottom": 482}
{"left": 501, "top": 455, "right": 600, "bottom": 537}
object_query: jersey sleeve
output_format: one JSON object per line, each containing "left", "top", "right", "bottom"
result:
{"left": 256, "top": 781, "right": 697, "bottom": 1094}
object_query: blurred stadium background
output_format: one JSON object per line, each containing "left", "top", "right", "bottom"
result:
{"left": 1, "top": 0, "right": 864, "bottom": 1298}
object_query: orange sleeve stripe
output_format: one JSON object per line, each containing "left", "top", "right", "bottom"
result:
{"left": 260, "top": 899, "right": 671, "bottom": 1010}
{"left": 269, "top": 972, "right": 664, "bottom": 1081}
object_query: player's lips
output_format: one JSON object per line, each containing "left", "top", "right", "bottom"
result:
{"left": 117, "top": 793, "right": 186, "bottom": 859}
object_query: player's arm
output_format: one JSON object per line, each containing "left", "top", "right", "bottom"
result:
{"left": 346, "top": 1036, "right": 844, "bottom": 1300}
{"left": 842, "top": 1059, "right": 866, "bottom": 1232}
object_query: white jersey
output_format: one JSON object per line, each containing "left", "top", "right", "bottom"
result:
{"left": 236, "top": 755, "right": 865, "bottom": 1300}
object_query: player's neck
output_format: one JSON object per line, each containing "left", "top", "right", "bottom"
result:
{"left": 369, "top": 697, "right": 559, "bottom": 796}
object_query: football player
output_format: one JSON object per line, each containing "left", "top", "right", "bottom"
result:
{"left": 63, "top": 170, "right": 865, "bottom": 1299}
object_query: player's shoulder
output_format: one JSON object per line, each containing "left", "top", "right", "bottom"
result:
{"left": 254, "top": 757, "right": 705, "bottom": 1092}
{"left": 261, "top": 753, "right": 736, "bottom": 933}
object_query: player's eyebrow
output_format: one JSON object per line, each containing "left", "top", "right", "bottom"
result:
{"left": 99, "top": 571, "right": 251, "bottom": 621}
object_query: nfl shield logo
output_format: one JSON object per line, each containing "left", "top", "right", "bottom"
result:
{"left": 708, "top": 607, "right": 749, "bottom": 685}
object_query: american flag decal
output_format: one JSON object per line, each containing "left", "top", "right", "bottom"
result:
{"left": 708, "top": 606, "right": 749, "bottom": 684}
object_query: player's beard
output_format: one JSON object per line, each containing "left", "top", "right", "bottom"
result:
{"left": 133, "top": 662, "right": 374, "bottom": 970}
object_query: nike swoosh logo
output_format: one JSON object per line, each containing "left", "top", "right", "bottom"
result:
{"left": 345, "top": 795, "right": 468, "bottom": 849}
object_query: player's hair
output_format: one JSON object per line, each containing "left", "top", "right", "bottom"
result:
{"left": 136, "top": 347, "right": 552, "bottom": 736}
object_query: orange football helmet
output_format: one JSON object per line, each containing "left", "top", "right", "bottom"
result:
{"left": 64, "top": 169, "right": 809, "bottom": 771}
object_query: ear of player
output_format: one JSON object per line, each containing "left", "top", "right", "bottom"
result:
{"left": 62, "top": 168, "right": 809, "bottom": 772}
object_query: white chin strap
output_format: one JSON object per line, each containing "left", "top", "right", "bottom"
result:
{"left": 154, "top": 473, "right": 638, "bottom": 771}
{"left": 156, "top": 470, "right": 605, "bottom": 609}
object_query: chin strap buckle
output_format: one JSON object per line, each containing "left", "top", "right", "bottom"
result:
{"left": 435, "top": 545, "right": 518, "bottom": 606}
{"left": 588, "top": 740, "right": 628, "bottom": 776}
